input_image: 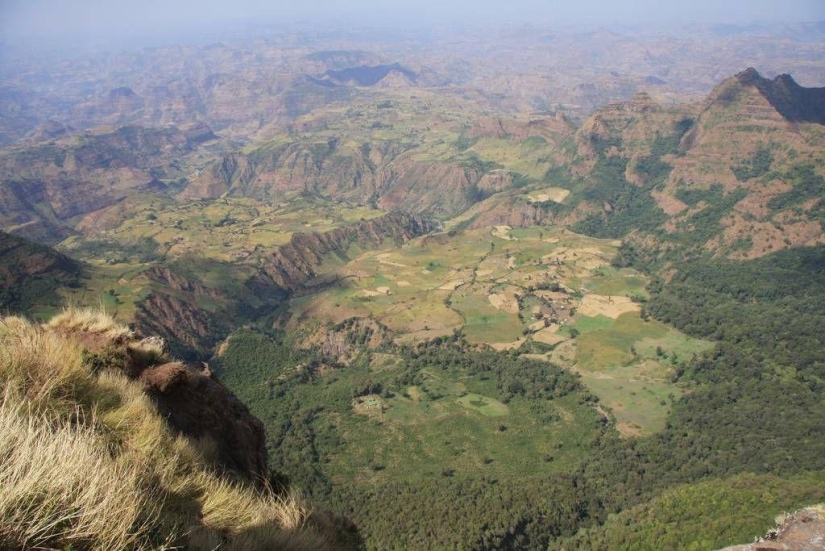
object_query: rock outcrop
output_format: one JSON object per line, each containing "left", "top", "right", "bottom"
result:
{"left": 141, "top": 361, "right": 269, "bottom": 480}
{"left": 720, "top": 505, "right": 825, "bottom": 551}
{"left": 52, "top": 317, "right": 269, "bottom": 484}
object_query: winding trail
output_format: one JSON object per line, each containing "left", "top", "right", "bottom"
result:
{"left": 443, "top": 237, "right": 496, "bottom": 326}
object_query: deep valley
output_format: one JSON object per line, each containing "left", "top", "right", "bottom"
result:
{"left": 1, "top": 15, "right": 824, "bottom": 550}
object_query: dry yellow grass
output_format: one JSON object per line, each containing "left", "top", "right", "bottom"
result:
{"left": 0, "top": 390, "right": 157, "bottom": 550}
{"left": 0, "top": 315, "right": 91, "bottom": 410}
{"left": 47, "top": 304, "right": 131, "bottom": 338}
{"left": 0, "top": 308, "right": 337, "bottom": 550}
{"left": 578, "top": 294, "right": 640, "bottom": 319}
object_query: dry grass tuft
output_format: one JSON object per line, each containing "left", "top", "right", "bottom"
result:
{"left": 200, "top": 478, "right": 311, "bottom": 534}
{"left": 0, "top": 315, "right": 91, "bottom": 410}
{"left": 47, "top": 304, "right": 131, "bottom": 338}
{"left": 0, "top": 390, "right": 157, "bottom": 550}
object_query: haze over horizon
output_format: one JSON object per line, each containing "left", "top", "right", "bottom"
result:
{"left": 1, "top": 0, "right": 823, "bottom": 48}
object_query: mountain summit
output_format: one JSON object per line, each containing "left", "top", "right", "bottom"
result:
{"left": 733, "top": 67, "right": 825, "bottom": 124}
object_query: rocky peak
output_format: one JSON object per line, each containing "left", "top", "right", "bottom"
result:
{"left": 728, "top": 67, "right": 825, "bottom": 124}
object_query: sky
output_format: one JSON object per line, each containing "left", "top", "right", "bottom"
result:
{"left": 1, "top": 0, "right": 823, "bottom": 43}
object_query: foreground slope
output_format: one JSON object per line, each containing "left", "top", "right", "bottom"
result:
{"left": 0, "top": 308, "right": 358, "bottom": 550}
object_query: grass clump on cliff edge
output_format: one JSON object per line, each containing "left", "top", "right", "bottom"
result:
{"left": 0, "top": 308, "right": 336, "bottom": 551}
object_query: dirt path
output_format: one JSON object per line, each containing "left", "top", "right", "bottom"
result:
{"left": 443, "top": 238, "right": 496, "bottom": 326}
{"left": 594, "top": 403, "right": 611, "bottom": 423}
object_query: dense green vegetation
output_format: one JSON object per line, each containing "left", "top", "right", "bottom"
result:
{"left": 732, "top": 146, "right": 773, "bottom": 181}
{"left": 572, "top": 155, "right": 668, "bottom": 238}
{"left": 571, "top": 130, "right": 687, "bottom": 238}
{"left": 578, "top": 245, "right": 825, "bottom": 516}
{"left": 215, "top": 330, "right": 610, "bottom": 548}
{"left": 553, "top": 472, "right": 825, "bottom": 550}
{"left": 673, "top": 186, "right": 749, "bottom": 245}
{"left": 768, "top": 163, "right": 825, "bottom": 221}
{"left": 647, "top": 246, "right": 825, "bottom": 380}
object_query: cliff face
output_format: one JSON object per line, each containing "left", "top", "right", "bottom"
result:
{"left": 257, "top": 212, "right": 435, "bottom": 290}
{"left": 140, "top": 361, "right": 269, "bottom": 480}
{"left": 134, "top": 288, "right": 229, "bottom": 359}
{"left": 735, "top": 67, "right": 825, "bottom": 124}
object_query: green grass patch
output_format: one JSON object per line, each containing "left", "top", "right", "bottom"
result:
{"left": 582, "top": 375, "right": 680, "bottom": 436}
{"left": 571, "top": 314, "right": 615, "bottom": 334}
{"left": 456, "top": 393, "right": 510, "bottom": 417}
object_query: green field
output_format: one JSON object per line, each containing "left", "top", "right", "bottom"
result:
{"left": 456, "top": 393, "right": 510, "bottom": 416}
{"left": 573, "top": 312, "right": 712, "bottom": 435}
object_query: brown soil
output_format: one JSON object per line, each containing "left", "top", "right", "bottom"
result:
{"left": 488, "top": 292, "right": 520, "bottom": 314}
{"left": 616, "top": 422, "right": 643, "bottom": 438}
{"left": 578, "top": 295, "right": 640, "bottom": 319}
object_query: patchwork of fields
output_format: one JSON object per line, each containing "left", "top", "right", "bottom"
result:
{"left": 289, "top": 225, "right": 711, "bottom": 435}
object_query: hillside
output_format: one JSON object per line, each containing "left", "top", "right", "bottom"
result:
{"left": 0, "top": 308, "right": 359, "bottom": 549}
{"left": 523, "top": 68, "right": 825, "bottom": 260}
{"left": 0, "top": 123, "right": 222, "bottom": 244}
{"left": 0, "top": 230, "right": 82, "bottom": 315}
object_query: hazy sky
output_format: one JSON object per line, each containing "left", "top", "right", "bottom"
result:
{"left": 1, "top": 0, "right": 823, "bottom": 41}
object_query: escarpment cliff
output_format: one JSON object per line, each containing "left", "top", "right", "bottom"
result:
{"left": 256, "top": 212, "right": 435, "bottom": 290}
{"left": 135, "top": 212, "right": 434, "bottom": 358}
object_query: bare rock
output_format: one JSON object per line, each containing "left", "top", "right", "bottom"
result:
{"left": 720, "top": 505, "right": 825, "bottom": 551}
{"left": 140, "top": 362, "right": 189, "bottom": 393}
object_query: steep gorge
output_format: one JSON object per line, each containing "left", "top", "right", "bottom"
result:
{"left": 134, "top": 212, "right": 435, "bottom": 357}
